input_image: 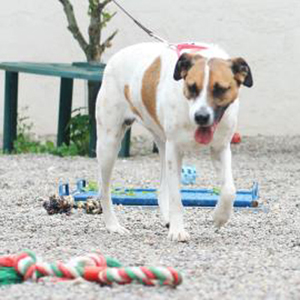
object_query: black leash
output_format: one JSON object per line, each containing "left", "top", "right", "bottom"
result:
{"left": 111, "top": 0, "right": 170, "bottom": 44}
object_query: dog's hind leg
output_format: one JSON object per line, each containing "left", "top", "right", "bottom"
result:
{"left": 96, "top": 86, "right": 132, "bottom": 234}
{"left": 210, "top": 144, "right": 236, "bottom": 228}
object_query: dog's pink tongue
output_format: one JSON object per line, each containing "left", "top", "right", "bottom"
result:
{"left": 194, "top": 125, "right": 216, "bottom": 144}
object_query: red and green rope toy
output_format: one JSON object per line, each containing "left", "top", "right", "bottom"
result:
{"left": 0, "top": 250, "right": 182, "bottom": 287}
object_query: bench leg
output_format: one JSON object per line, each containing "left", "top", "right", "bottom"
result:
{"left": 88, "top": 81, "right": 101, "bottom": 158}
{"left": 57, "top": 78, "right": 73, "bottom": 146}
{"left": 3, "top": 71, "right": 19, "bottom": 153}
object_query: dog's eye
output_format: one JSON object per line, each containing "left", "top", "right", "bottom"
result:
{"left": 187, "top": 83, "right": 199, "bottom": 98}
{"left": 213, "top": 84, "right": 230, "bottom": 98}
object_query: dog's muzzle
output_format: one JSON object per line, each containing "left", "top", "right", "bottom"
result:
{"left": 194, "top": 107, "right": 213, "bottom": 127}
{"left": 194, "top": 107, "right": 214, "bottom": 145}
{"left": 194, "top": 105, "right": 229, "bottom": 145}
{"left": 194, "top": 111, "right": 210, "bottom": 126}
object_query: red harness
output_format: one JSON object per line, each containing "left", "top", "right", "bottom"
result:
{"left": 174, "top": 43, "right": 208, "bottom": 57}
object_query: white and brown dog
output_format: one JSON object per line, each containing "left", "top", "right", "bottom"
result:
{"left": 96, "top": 42, "right": 253, "bottom": 242}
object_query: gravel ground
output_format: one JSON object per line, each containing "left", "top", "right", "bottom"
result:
{"left": 0, "top": 136, "right": 299, "bottom": 300}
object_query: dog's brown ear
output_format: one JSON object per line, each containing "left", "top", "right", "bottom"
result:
{"left": 173, "top": 53, "right": 193, "bottom": 81}
{"left": 231, "top": 57, "right": 253, "bottom": 88}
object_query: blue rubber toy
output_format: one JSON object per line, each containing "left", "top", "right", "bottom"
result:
{"left": 181, "top": 165, "right": 197, "bottom": 185}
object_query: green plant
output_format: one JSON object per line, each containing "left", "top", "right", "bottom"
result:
{"left": 67, "top": 107, "right": 90, "bottom": 156}
{"left": 13, "top": 107, "right": 90, "bottom": 157}
{"left": 212, "top": 187, "right": 221, "bottom": 195}
{"left": 83, "top": 180, "right": 99, "bottom": 192}
{"left": 82, "top": 181, "right": 139, "bottom": 197}
{"left": 13, "top": 108, "right": 46, "bottom": 154}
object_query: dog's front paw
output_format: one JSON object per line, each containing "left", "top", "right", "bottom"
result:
{"left": 168, "top": 229, "right": 190, "bottom": 242}
{"left": 106, "top": 223, "right": 130, "bottom": 235}
{"left": 213, "top": 204, "right": 232, "bottom": 228}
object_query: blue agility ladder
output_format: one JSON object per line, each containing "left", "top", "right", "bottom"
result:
{"left": 59, "top": 180, "right": 259, "bottom": 208}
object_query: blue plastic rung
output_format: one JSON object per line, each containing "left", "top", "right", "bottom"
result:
{"left": 59, "top": 182, "right": 69, "bottom": 196}
{"left": 58, "top": 180, "right": 259, "bottom": 208}
{"left": 76, "top": 179, "right": 86, "bottom": 192}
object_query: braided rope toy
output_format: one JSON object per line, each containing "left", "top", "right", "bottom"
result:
{"left": 0, "top": 250, "right": 182, "bottom": 287}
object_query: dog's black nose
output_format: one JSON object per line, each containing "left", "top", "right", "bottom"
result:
{"left": 195, "top": 111, "right": 210, "bottom": 125}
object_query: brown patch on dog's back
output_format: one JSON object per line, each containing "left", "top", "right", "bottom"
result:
{"left": 141, "top": 57, "right": 162, "bottom": 128}
{"left": 124, "top": 84, "right": 143, "bottom": 120}
{"left": 208, "top": 58, "right": 239, "bottom": 107}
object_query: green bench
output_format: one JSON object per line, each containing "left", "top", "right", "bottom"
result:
{"left": 0, "top": 62, "right": 131, "bottom": 157}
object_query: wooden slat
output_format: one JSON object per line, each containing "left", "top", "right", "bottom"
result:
{"left": 0, "top": 62, "right": 105, "bottom": 81}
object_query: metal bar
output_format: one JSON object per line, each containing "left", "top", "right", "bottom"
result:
{"left": 3, "top": 71, "right": 19, "bottom": 153}
{"left": 88, "top": 81, "right": 102, "bottom": 157}
{"left": 57, "top": 78, "right": 73, "bottom": 146}
{"left": 71, "top": 190, "right": 257, "bottom": 208}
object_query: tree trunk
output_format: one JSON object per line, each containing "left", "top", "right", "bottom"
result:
{"left": 58, "top": 0, "right": 117, "bottom": 156}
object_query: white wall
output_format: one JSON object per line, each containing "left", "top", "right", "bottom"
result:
{"left": 0, "top": 0, "right": 299, "bottom": 136}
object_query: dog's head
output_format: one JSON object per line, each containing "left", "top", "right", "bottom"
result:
{"left": 173, "top": 53, "right": 253, "bottom": 144}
